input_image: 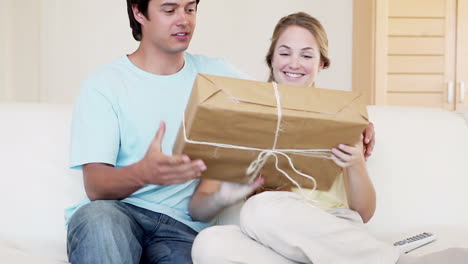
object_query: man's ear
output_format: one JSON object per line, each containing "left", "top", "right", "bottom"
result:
{"left": 132, "top": 5, "right": 145, "bottom": 24}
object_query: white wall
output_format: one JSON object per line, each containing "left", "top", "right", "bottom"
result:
{"left": 39, "top": 0, "right": 138, "bottom": 103}
{"left": 190, "top": 0, "right": 353, "bottom": 90}
{"left": 1, "top": 0, "right": 353, "bottom": 104}
{"left": 1, "top": 0, "right": 41, "bottom": 102}
{"left": 11, "top": 0, "right": 41, "bottom": 102}
{"left": 0, "top": 0, "right": 12, "bottom": 101}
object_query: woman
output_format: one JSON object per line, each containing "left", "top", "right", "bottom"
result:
{"left": 189, "top": 12, "right": 466, "bottom": 264}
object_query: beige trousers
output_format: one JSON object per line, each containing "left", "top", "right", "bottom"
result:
{"left": 192, "top": 191, "right": 400, "bottom": 264}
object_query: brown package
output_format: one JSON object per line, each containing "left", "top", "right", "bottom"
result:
{"left": 173, "top": 74, "right": 369, "bottom": 190}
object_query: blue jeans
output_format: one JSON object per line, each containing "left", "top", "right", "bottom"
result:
{"left": 67, "top": 200, "right": 197, "bottom": 264}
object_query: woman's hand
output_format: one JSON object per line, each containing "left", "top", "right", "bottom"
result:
{"left": 214, "top": 177, "right": 264, "bottom": 207}
{"left": 332, "top": 136, "right": 376, "bottom": 223}
{"left": 189, "top": 177, "right": 264, "bottom": 222}
{"left": 362, "top": 122, "right": 375, "bottom": 160}
{"left": 330, "top": 136, "right": 366, "bottom": 169}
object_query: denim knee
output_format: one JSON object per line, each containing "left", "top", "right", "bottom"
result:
{"left": 68, "top": 200, "right": 129, "bottom": 232}
{"left": 67, "top": 200, "right": 142, "bottom": 264}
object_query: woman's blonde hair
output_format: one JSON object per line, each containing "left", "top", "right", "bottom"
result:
{"left": 266, "top": 12, "right": 330, "bottom": 82}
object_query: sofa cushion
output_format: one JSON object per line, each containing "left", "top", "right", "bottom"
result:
{"left": 457, "top": 108, "right": 468, "bottom": 126}
{"left": 0, "top": 243, "right": 67, "bottom": 264}
{"left": 366, "top": 106, "right": 468, "bottom": 239}
{"left": 0, "top": 104, "right": 84, "bottom": 262}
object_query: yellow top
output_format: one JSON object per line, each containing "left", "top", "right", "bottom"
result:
{"left": 292, "top": 173, "right": 348, "bottom": 210}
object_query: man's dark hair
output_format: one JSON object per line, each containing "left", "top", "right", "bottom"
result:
{"left": 127, "top": 0, "right": 201, "bottom": 41}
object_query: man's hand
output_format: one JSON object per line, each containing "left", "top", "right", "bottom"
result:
{"left": 362, "top": 122, "right": 375, "bottom": 160}
{"left": 138, "top": 121, "right": 207, "bottom": 185}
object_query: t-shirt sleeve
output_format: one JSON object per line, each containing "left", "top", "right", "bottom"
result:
{"left": 69, "top": 75, "right": 120, "bottom": 170}
{"left": 216, "top": 58, "right": 253, "bottom": 80}
{"left": 195, "top": 55, "right": 254, "bottom": 81}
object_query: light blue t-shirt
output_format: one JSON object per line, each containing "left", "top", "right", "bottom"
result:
{"left": 66, "top": 53, "right": 247, "bottom": 232}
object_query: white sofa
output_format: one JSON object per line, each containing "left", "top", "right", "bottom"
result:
{"left": 1, "top": 103, "right": 468, "bottom": 263}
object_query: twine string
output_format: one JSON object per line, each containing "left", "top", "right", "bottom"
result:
{"left": 182, "top": 82, "right": 334, "bottom": 195}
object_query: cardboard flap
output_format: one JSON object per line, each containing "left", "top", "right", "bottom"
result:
{"left": 280, "top": 86, "right": 364, "bottom": 115}
{"left": 200, "top": 74, "right": 278, "bottom": 106}
{"left": 200, "top": 74, "right": 363, "bottom": 115}
{"left": 197, "top": 74, "right": 223, "bottom": 103}
{"left": 356, "top": 104, "right": 369, "bottom": 121}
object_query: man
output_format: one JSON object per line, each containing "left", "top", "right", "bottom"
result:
{"left": 66, "top": 0, "right": 248, "bottom": 263}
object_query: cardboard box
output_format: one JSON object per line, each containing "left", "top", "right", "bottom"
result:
{"left": 173, "top": 74, "right": 369, "bottom": 190}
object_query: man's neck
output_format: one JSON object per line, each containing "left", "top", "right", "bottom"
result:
{"left": 128, "top": 43, "right": 185, "bottom": 76}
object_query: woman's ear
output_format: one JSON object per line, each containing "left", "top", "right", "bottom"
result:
{"left": 318, "top": 60, "right": 325, "bottom": 72}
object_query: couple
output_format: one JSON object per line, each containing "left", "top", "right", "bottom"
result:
{"left": 66, "top": 0, "right": 467, "bottom": 263}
